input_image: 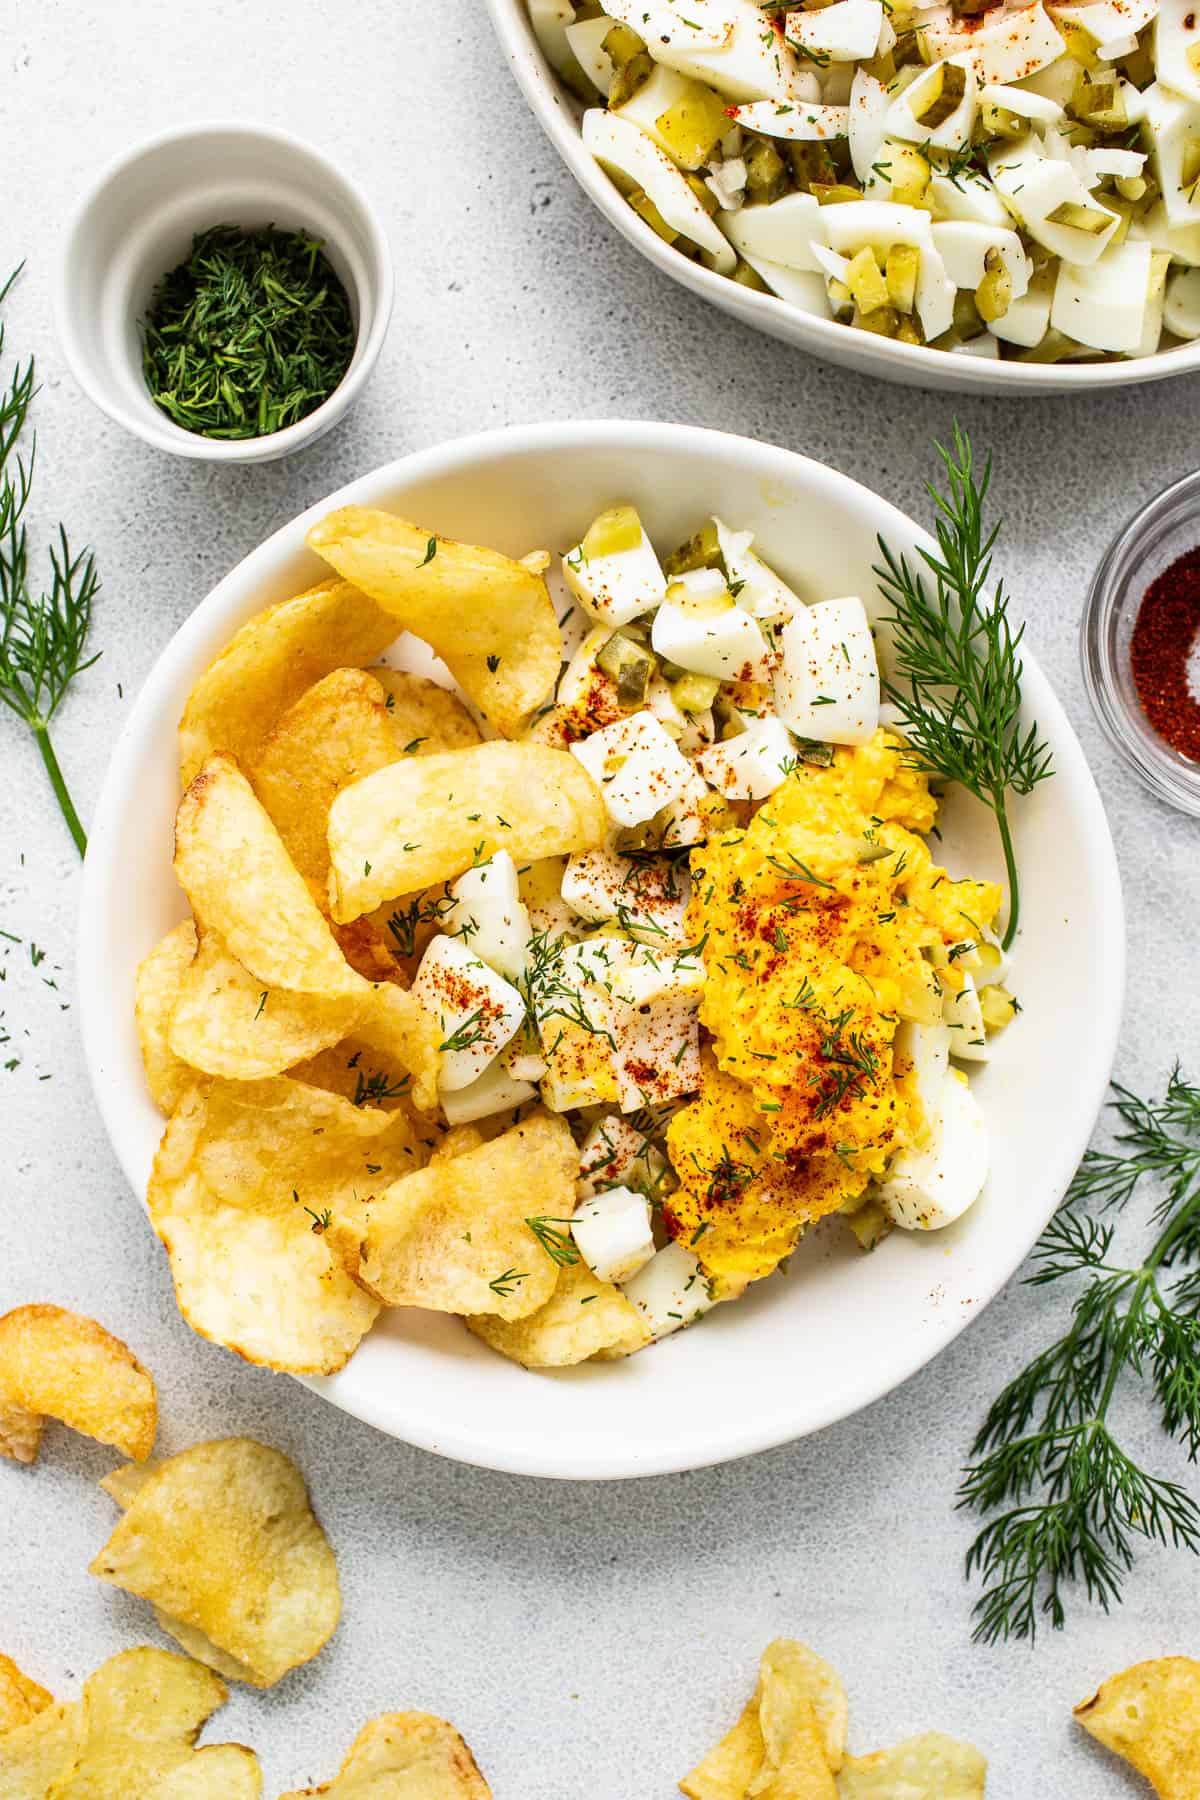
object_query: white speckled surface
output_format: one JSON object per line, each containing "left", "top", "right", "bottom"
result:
{"left": 2, "top": 4, "right": 1200, "bottom": 1795}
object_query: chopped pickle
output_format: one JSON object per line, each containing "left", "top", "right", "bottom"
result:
{"left": 811, "top": 182, "right": 864, "bottom": 205}
{"left": 582, "top": 504, "right": 643, "bottom": 559}
{"left": 685, "top": 171, "right": 720, "bottom": 216}
{"left": 671, "top": 672, "right": 721, "bottom": 713}
{"left": 794, "top": 738, "right": 835, "bottom": 767}
{"left": 1058, "top": 18, "right": 1100, "bottom": 67}
{"left": 602, "top": 21, "right": 647, "bottom": 66}
{"left": 655, "top": 83, "right": 730, "bottom": 170}
{"left": 857, "top": 838, "right": 893, "bottom": 864}
{"left": 950, "top": 0, "right": 1000, "bottom": 15}
{"left": 896, "top": 313, "right": 923, "bottom": 345}
{"left": 892, "top": 27, "right": 926, "bottom": 67}
{"left": 788, "top": 140, "right": 840, "bottom": 192}
{"left": 732, "top": 257, "right": 771, "bottom": 291}
{"left": 827, "top": 277, "right": 854, "bottom": 321}
{"left": 854, "top": 303, "right": 901, "bottom": 336}
{"left": 975, "top": 248, "right": 1012, "bottom": 322}
{"left": 884, "top": 141, "right": 930, "bottom": 206}
{"left": 911, "top": 62, "right": 967, "bottom": 129}
{"left": 560, "top": 52, "right": 603, "bottom": 105}
{"left": 952, "top": 289, "right": 983, "bottom": 339}
{"left": 1104, "top": 196, "right": 1134, "bottom": 245}
{"left": 981, "top": 101, "right": 1025, "bottom": 139}
{"left": 744, "top": 136, "right": 790, "bottom": 203}
{"left": 1150, "top": 249, "right": 1172, "bottom": 296}
{"left": 846, "top": 245, "right": 890, "bottom": 313}
{"left": 885, "top": 243, "right": 920, "bottom": 312}
{"left": 979, "top": 984, "right": 1016, "bottom": 1032}
{"left": 666, "top": 577, "right": 733, "bottom": 618}
{"left": 1046, "top": 199, "right": 1114, "bottom": 235}
{"left": 597, "top": 632, "right": 655, "bottom": 707}
{"left": 609, "top": 49, "right": 654, "bottom": 108}
{"left": 574, "top": 0, "right": 607, "bottom": 17}
{"left": 1068, "top": 71, "right": 1125, "bottom": 128}
{"left": 1017, "top": 327, "right": 1103, "bottom": 362}
{"left": 1118, "top": 38, "right": 1155, "bottom": 88}
{"left": 1182, "top": 139, "right": 1200, "bottom": 193}
{"left": 846, "top": 1197, "right": 892, "bottom": 1250}
{"left": 663, "top": 521, "right": 724, "bottom": 579}
{"left": 626, "top": 188, "right": 678, "bottom": 243}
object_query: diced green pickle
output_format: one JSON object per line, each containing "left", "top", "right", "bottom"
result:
{"left": 885, "top": 244, "right": 920, "bottom": 313}
{"left": 582, "top": 504, "right": 643, "bottom": 560}
{"left": 854, "top": 304, "right": 901, "bottom": 337}
{"left": 953, "top": 289, "right": 984, "bottom": 338}
{"left": 609, "top": 50, "right": 654, "bottom": 109}
{"left": 975, "top": 249, "right": 1012, "bottom": 322}
{"left": 671, "top": 672, "right": 721, "bottom": 713}
{"left": 685, "top": 171, "right": 720, "bottom": 216}
{"left": 846, "top": 246, "right": 890, "bottom": 314}
{"left": 787, "top": 141, "right": 839, "bottom": 191}
{"left": 655, "top": 83, "right": 730, "bottom": 170}
{"left": 602, "top": 22, "right": 647, "bottom": 66}
{"left": 744, "top": 137, "right": 790, "bottom": 203}
{"left": 794, "top": 738, "right": 835, "bottom": 767}
{"left": 596, "top": 632, "right": 655, "bottom": 709}
{"left": 1046, "top": 199, "right": 1114, "bottom": 235}
{"left": 732, "top": 257, "right": 771, "bottom": 291}
{"left": 663, "top": 521, "right": 724, "bottom": 579}
{"left": 1068, "top": 71, "right": 1125, "bottom": 128}
{"left": 1182, "top": 139, "right": 1200, "bottom": 192}
{"left": 626, "top": 189, "right": 677, "bottom": 243}
{"left": 811, "top": 182, "right": 864, "bottom": 205}
{"left": 912, "top": 62, "right": 967, "bottom": 129}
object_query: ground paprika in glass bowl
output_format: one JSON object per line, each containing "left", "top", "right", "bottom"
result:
{"left": 1083, "top": 467, "right": 1200, "bottom": 818}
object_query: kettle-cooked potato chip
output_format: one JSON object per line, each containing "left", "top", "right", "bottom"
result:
{"left": 91, "top": 1440, "right": 341, "bottom": 1690}
{"left": 0, "top": 1305, "right": 157, "bottom": 1463}
{"left": 352, "top": 1110, "right": 576, "bottom": 1320}
{"left": 680, "top": 1638, "right": 847, "bottom": 1800}
{"left": 372, "top": 668, "right": 482, "bottom": 757}
{"left": 135, "top": 921, "right": 198, "bottom": 1115}
{"left": 0, "top": 1395, "right": 42, "bottom": 1467}
{"left": 0, "top": 1656, "right": 52, "bottom": 1736}
{"left": 178, "top": 576, "right": 400, "bottom": 788}
{"left": 146, "top": 1079, "right": 425, "bottom": 1374}
{"left": 306, "top": 509, "right": 560, "bottom": 737}
{"left": 466, "top": 1259, "right": 650, "bottom": 1367}
{"left": 355, "top": 981, "right": 442, "bottom": 1115}
{"left": 250, "top": 667, "right": 399, "bottom": 890}
{"left": 278, "top": 1709, "right": 492, "bottom": 1798}
{"left": 759, "top": 1639, "right": 847, "bottom": 1776}
{"left": 835, "top": 1732, "right": 986, "bottom": 1797}
{"left": 175, "top": 754, "right": 364, "bottom": 996}
{"left": 326, "top": 742, "right": 606, "bottom": 920}
{"left": 0, "top": 1701, "right": 80, "bottom": 1799}
{"left": 1074, "top": 1657, "right": 1200, "bottom": 1800}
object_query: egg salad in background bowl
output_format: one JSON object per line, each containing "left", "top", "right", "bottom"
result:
{"left": 81, "top": 421, "right": 1122, "bottom": 1477}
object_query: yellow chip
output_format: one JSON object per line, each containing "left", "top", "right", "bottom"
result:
{"left": 178, "top": 576, "right": 400, "bottom": 788}
{"left": 835, "top": 1732, "right": 986, "bottom": 1797}
{"left": 352, "top": 1110, "right": 576, "bottom": 1320}
{"left": 680, "top": 1639, "right": 846, "bottom": 1800}
{"left": 355, "top": 981, "right": 442, "bottom": 1115}
{"left": 371, "top": 667, "right": 483, "bottom": 756}
{"left": 0, "top": 1394, "right": 42, "bottom": 1467}
{"left": 326, "top": 742, "right": 606, "bottom": 921}
{"left": 758, "top": 1639, "right": 847, "bottom": 1775}
{"left": 0, "top": 1304, "right": 157, "bottom": 1463}
{"left": 681, "top": 1702, "right": 765, "bottom": 1800}
{"left": 0, "top": 1655, "right": 52, "bottom": 1736}
{"left": 91, "top": 1439, "right": 341, "bottom": 1690}
{"left": 167, "top": 931, "right": 364, "bottom": 1082}
{"left": 250, "top": 667, "right": 398, "bottom": 890}
{"left": 306, "top": 508, "right": 561, "bottom": 737}
{"left": 0, "top": 1702, "right": 80, "bottom": 1799}
{"left": 135, "top": 921, "right": 198, "bottom": 1115}
{"left": 174, "top": 754, "right": 364, "bottom": 996}
{"left": 278, "top": 1710, "right": 492, "bottom": 1798}
{"left": 1074, "top": 1657, "right": 1200, "bottom": 1800}
{"left": 146, "top": 1079, "right": 425, "bottom": 1374}
{"left": 467, "top": 1259, "right": 650, "bottom": 1367}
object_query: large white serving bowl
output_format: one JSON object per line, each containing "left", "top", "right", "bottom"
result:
{"left": 485, "top": 0, "right": 1200, "bottom": 395}
{"left": 79, "top": 420, "right": 1123, "bottom": 1480}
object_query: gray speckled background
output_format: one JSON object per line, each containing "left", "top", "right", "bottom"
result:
{"left": 2, "top": 3, "right": 1200, "bottom": 1794}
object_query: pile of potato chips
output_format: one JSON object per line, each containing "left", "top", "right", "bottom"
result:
{"left": 135, "top": 509, "right": 650, "bottom": 1378}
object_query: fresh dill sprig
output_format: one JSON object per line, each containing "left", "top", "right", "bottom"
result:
{"left": 0, "top": 267, "right": 100, "bottom": 857}
{"left": 525, "top": 1215, "right": 580, "bottom": 1267}
{"left": 873, "top": 426, "right": 1053, "bottom": 949}
{"left": 960, "top": 1067, "right": 1200, "bottom": 1644}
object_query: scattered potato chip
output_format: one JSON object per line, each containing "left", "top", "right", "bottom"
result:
{"left": 306, "top": 509, "right": 561, "bottom": 737}
{"left": 135, "top": 921, "right": 199, "bottom": 1115}
{"left": 175, "top": 754, "right": 364, "bottom": 996}
{"left": 835, "top": 1732, "right": 986, "bottom": 1798}
{"left": 178, "top": 577, "right": 400, "bottom": 788}
{"left": 680, "top": 1639, "right": 847, "bottom": 1800}
{"left": 250, "top": 668, "right": 399, "bottom": 890}
{"left": 91, "top": 1439, "right": 341, "bottom": 1689}
{"left": 759, "top": 1639, "right": 847, "bottom": 1776}
{"left": 152, "top": 1742, "right": 263, "bottom": 1797}
{"left": 326, "top": 742, "right": 606, "bottom": 920}
{"left": 1074, "top": 1657, "right": 1200, "bottom": 1800}
{"left": 467, "top": 1259, "right": 650, "bottom": 1367}
{"left": 0, "top": 1701, "right": 80, "bottom": 1799}
{"left": 0, "top": 1394, "right": 42, "bottom": 1466}
{"left": 278, "top": 1709, "right": 492, "bottom": 1798}
{"left": 681, "top": 1704, "right": 765, "bottom": 1800}
{"left": 352, "top": 1110, "right": 576, "bottom": 1320}
{"left": 372, "top": 667, "right": 482, "bottom": 756}
{"left": 0, "top": 1656, "right": 52, "bottom": 1736}
{"left": 168, "top": 930, "right": 365, "bottom": 1082}
{"left": 0, "top": 1305, "right": 156, "bottom": 1463}
{"left": 147, "top": 1079, "right": 428, "bottom": 1373}
{"left": 99, "top": 1461, "right": 156, "bottom": 1509}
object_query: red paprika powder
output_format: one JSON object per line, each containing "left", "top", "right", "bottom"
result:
{"left": 1129, "top": 547, "right": 1200, "bottom": 763}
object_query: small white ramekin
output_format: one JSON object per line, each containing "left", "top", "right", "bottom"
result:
{"left": 55, "top": 121, "right": 394, "bottom": 464}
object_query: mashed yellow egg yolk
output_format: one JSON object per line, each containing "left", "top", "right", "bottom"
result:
{"left": 665, "top": 731, "right": 1001, "bottom": 1282}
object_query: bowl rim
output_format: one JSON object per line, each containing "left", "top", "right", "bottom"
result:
{"left": 53, "top": 118, "right": 395, "bottom": 463}
{"left": 483, "top": 0, "right": 1200, "bottom": 393}
{"left": 78, "top": 418, "right": 1126, "bottom": 1478}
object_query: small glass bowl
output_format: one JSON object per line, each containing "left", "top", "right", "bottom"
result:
{"left": 1081, "top": 466, "right": 1200, "bottom": 818}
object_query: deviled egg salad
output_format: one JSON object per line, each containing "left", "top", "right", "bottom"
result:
{"left": 409, "top": 507, "right": 1016, "bottom": 1345}
{"left": 529, "top": 0, "right": 1200, "bottom": 360}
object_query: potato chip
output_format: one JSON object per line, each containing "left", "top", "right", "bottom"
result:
{"left": 680, "top": 1640, "right": 846, "bottom": 1800}
{"left": 352, "top": 1110, "right": 576, "bottom": 1320}
{"left": 326, "top": 742, "right": 606, "bottom": 921}
{"left": 681, "top": 1703, "right": 765, "bottom": 1800}
{"left": 179, "top": 576, "right": 400, "bottom": 788}
{"left": 278, "top": 1709, "right": 492, "bottom": 1798}
{"left": 0, "top": 1394, "right": 42, "bottom": 1466}
{"left": 356, "top": 981, "right": 442, "bottom": 1115}
{"left": 758, "top": 1639, "right": 847, "bottom": 1776}
{"left": 466, "top": 1259, "right": 650, "bottom": 1367}
{"left": 372, "top": 668, "right": 482, "bottom": 757}
{"left": 0, "top": 1305, "right": 156, "bottom": 1462}
{"left": 99, "top": 1461, "right": 157, "bottom": 1509}
{"left": 0, "top": 1702, "right": 80, "bottom": 1799}
{"left": 306, "top": 508, "right": 560, "bottom": 737}
{"left": 168, "top": 931, "right": 365, "bottom": 1081}
{"left": 250, "top": 668, "right": 399, "bottom": 890}
{"left": 45, "top": 1648, "right": 259, "bottom": 1798}
{"left": 91, "top": 1440, "right": 341, "bottom": 1689}
{"left": 835, "top": 1732, "right": 986, "bottom": 1798}
{"left": 147, "top": 1079, "right": 426, "bottom": 1373}
{"left": 0, "top": 1656, "right": 52, "bottom": 1736}
{"left": 135, "top": 921, "right": 198, "bottom": 1115}
{"left": 175, "top": 754, "right": 364, "bottom": 996}
{"left": 1074, "top": 1657, "right": 1200, "bottom": 1800}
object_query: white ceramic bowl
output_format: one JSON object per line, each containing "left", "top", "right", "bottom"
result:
{"left": 56, "top": 122, "right": 394, "bottom": 464}
{"left": 79, "top": 420, "right": 1124, "bottom": 1479}
{"left": 486, "top": 0, "right": 1200, "bottom": 395}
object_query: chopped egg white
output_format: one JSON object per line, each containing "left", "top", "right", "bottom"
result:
{"left": 411, "top": 935, "right": 526, "bottom": 1093}
{"left": 570, "top": 710, "right": 706, "bottom": 829}
{"left": 943, "top": 972, "right": 990, "bottom": 1062}
{"left": 440, "top": 1062, "right": 537, "bottom": 1127}
{"left": 620, "top": 1242, "right": 715, "bottom": 1339}
{"left": 879, "top": 1069, "right": 990, "bottom": 1230}
{"left": 442, "top": 850, "right": 531, "bottom": 981}
{"left": 562, "top": 516, "right": 667, "bottom": 628}
{"left": 772, "top": 595, "right": 880, "bottom": 745}
{"left": 651, "top": 578, "right": 773, "bottom": 682}
{"left": 571, "top": 1185, "right": 657, "bottom": 1284}
{"left": 560, "top": 842, "right": 691, "bottom": 943}
{"left": 697, "top": 713, "right": 797, "bottom": 799}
